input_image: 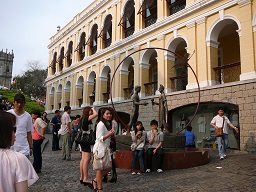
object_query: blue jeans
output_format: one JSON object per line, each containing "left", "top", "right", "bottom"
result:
{"left": 217, "top": 134, "right": 228, "bottom": 157}
{"left": 132, "top": 149, "right": 144, "bottom": 171}
{"left": 33, "top": 139, "right": 44, "bottom": 171}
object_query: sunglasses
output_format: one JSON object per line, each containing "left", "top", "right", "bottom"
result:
{"left": 13, "top": 126, "right": 17, "bottom": 133}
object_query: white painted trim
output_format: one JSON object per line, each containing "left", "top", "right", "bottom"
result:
{"left": 240, "top": 71, "right": 256, "bottom": 81}
{"left": 186, "top": 80, "right": 219, "bottom": 90}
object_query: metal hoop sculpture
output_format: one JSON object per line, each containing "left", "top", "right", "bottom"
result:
{"left": 109, "top": 47, "right": 200, "bottom": 134}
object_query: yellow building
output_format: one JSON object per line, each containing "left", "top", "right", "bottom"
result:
{"left": 46, "top": 0, "right": 256, "bottom": 152}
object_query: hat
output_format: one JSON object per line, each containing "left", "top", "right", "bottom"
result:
{"left": 14, "top": 93, "right": 26, "bottom": 101}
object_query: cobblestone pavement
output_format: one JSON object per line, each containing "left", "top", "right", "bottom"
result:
{"left": 29, "top": 134, "right": 256, "bottom": 192}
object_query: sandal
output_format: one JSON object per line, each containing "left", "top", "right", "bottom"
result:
{"left": 88, "top": 179, "right": 97, "bottom": 190}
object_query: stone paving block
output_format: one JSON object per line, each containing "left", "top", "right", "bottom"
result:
{"left": 28, "top": 134, "right": 256, "bottom": 192}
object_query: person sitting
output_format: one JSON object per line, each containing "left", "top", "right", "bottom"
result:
{"left": 0, "top": 111, "right": 38, "bottom": 191}
{"left": 183, "top": 126, "right": 196, "bottom": 148}
{"left": 131, "top": 121, "right": 146, "bottom": 175}
{"left": 145, "top": 120, "right": 164, "bottom": 173}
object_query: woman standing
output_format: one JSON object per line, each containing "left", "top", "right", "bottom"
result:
{"left": 103, "top": 107, "right": 118, "bottom": 183}
{"left": 79, "top": 107, "right": 97, "bottom": 185}
{"left": 90, "top": 107, "right": 115, "bottom": 192}
{"left": 31, "top": 109, "right": 47, "bottom": 173}
{"left": 131, "top": 121, "right": 146, "bottom": 174}
{"left": 0, "top": 111, "right": 38, "bottom": 191}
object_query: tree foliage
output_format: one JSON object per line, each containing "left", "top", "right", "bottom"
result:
{"left": 11, "top": 60, "right": 47, "bottom": 98}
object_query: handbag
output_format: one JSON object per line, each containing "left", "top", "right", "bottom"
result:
{"left": 215, "top": 117, "right": 225, "bottom": 137}
{"left": 131, "top": 141, "right": 145, "bottom": 151}
{"left": 75, "top": 129, "right": 95, "bottom": 145}
{"left": 93, "top": 147, "right": 111, "bottom": 171}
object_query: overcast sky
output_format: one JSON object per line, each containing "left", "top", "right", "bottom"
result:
{"left": 0, "top": 0, "right": 94, "bottom": 77}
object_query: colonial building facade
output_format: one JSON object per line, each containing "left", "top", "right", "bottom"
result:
{"left": 0, "top": 49, "right": 14, "bottom": 89}
{"left": 46, "top": 0, "right": 256, "bottom": 152}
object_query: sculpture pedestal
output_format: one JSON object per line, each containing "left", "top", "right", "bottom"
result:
{"left": 115, "top": 133, "right": 210, "bottom": 170}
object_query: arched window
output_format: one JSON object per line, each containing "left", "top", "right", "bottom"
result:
{"left": 99, "top": 15, "right": 112, "bottom": 48}
{"left": 138, "top": 0, "right": 157, "bottom": 28}
{"left": 58, "top": 47, "right": 64, "bottom": 71}
{"left": 166, "top": 0, "right": 186, "bottom": 15}
{"left": 50, "top": 52, "right": 57, "bottom": 74}
{"left": 118, "top": 0, "right": 135, "bottom": 38}
{"left": 86, "top": 24, "right": 98, "bottom": 55}
{"left": 75, "top": 32, "right": 86, "bottom": 61}
{"left": 65, "top": 41, "right": 73, "bottom": 67}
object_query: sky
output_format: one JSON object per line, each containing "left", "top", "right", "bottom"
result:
{"left": 0, "top": 0, "right": 94, "bottom": 77}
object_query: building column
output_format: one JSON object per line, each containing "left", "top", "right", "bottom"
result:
{"left": 206, "top": 41, "right": 219, "bottom": 86}
{"left": 134, "top": 0, "right": 142, "bottom": 32}
{"left": 45, "top": 86, "right": 52, "bottom": 112}
{"left": 238, "top": 1, "right": 256, "bottom": 80}
{"left": 157, "top": 0, "right": 168, "bottom": 20}
{"left": 186, "top": 21, "right": 197, "bottom": 89}
{"left": 139, "top": 62, "right": 150, "bottom": 97}
{"left": 156, "top": 35, "right": 165, "bottom": 88}
{"left": 164, "top": 52, "right": 175, "bottom": 93}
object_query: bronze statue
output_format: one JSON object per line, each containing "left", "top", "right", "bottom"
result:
{"left": 128, "top": 86, "right": 148, "bottom": 130}
{"left": 151, "top": 84, "right": 168, "bottom": 131}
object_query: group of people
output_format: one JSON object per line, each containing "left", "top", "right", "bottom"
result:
{"left": 0, "top": 92, "right": 240, "bottom": 192}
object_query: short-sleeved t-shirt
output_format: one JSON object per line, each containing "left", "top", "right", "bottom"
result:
{"left": 0, "top": 149, "right": 38, "bottom": 191}
{"left": 8, "top": 109, "right": 33, "bottom": 156}
{"left": 146, "top": 130, "right": 164, "bottom": 149}
{"left": 183, "top": 131, "right": 195, "bottom": 146}
{"left": 211, "top": 115, "right": 231, "bottom": 134}
{"left": 32, "top": 118, "right": 47, "bottom": 140}
{"left": 61, "top": 111, "right": 71, "bottom": 135}
{"left": 80, "top": 116, "right": 92, "bottom": 131}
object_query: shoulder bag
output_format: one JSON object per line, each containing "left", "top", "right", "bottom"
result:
{"left": 215, "top": 117, "right": 225, "bottom": 137}
{"left": 75, "top": 119, "right": 95, "bottom": 145}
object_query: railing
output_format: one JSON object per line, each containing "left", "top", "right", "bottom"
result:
{"left": 102, "top": 92, "right": 109, "bottom": 103}
{"left": 144, "top": 81, "right": 157, "bottom": 96}
{"left": 169, "top": 0, "right": 186, "bottom": 15}
{"left": 89, "top": 96, "right": 95, "bottom": 106}
{"left": 78, "top": 98, "right": 83, "bottom": 107}
{"left": 125, "top": 26, "right": 134, "bottom": 38}
{"left": 145, "top": 12, "right": 157, "bottom": 27}
{"left": 123, "top": 87, "right": 132, "bottom": 100}
{"left": 169, "top": 74, "right": 188, "bottom": 91}
{"left": 213, "top": 62, "right": 241, "bottom": 84}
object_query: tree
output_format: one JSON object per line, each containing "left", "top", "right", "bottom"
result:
{"left": 11, "top": 60, "right": 47, "bottom": 98}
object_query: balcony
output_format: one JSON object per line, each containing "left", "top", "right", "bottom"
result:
{"left": 144, "top": 81, "right": 157, "bottom": 96}
{"left": 169, "top": 74, "right": 188, "bottom": 91}
{"left": 213, "top": 62, "right": 241, "bottom": 84}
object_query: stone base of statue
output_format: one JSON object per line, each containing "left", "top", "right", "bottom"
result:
{"left": 115, "top": 133, "right": 210, "bottom": 170}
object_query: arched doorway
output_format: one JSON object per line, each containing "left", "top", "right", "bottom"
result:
{"left": 168, "top": 102, "right": 239, "bottom": 149}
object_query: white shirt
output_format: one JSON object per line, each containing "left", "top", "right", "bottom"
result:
{"left": 0, "top": 149, "right": 38, "bottom": 191}
{"left": 7, "top": 109, "right": 33, "bottom": 156}
{"left": 211, "top": 115, "right": 231, "bottom": 134}
{"left": 61, "top": 111, "right": 71, "bottom": 135}
{"left": 93, "top": 121, "right": 110, "bottom": 158}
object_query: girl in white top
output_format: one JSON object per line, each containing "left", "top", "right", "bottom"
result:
{"left": 0, "top": 111, "right": 38, "bottom": 192}
{"left": 91, "top": 107, "right": 115, "bottom": 192}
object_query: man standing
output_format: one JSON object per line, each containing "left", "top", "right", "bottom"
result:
{"left": 60, "top": 106, "right": 72, "bottom": 161}
{"left": 128, "top": 86, "right": 148, "bottom": 131}
{"left": 51, "top": 110, "right": 61, "bottom": 151}
{"left": 210, "top": 107, "right": 239, "bottom": 160}
{"left": 8, "top": 93, "right": 33, "bottom": 158}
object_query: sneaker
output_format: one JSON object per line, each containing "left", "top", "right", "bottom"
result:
{"left": 137, "top": 170, "right": 143, "bottom": 175}
{"left": 157, "top": 169, "right": 163, "bottom": 173}
{"left": 131, "top": 170, "right": 136, "bottom": 175}
{"left": 146, "top": 169, "right": 151, "bottom": 173}
{"left": 220, "top": 156, "right": 224, "bottom": 160}
{"left": 108, "top": 172, "right": 111, "bottom": 176}
{"left": 223, "top": 154, "right": 227, "bottom": 157}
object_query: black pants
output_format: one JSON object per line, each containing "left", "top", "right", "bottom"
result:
{"left": 33, "top": 139, "right": 44, "bottom": 171}
{"left": 146, "top": 148, "right": 164, "bottom": 170}
{"left": 52, "top": 132, "right": 60, "bottom": 150}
